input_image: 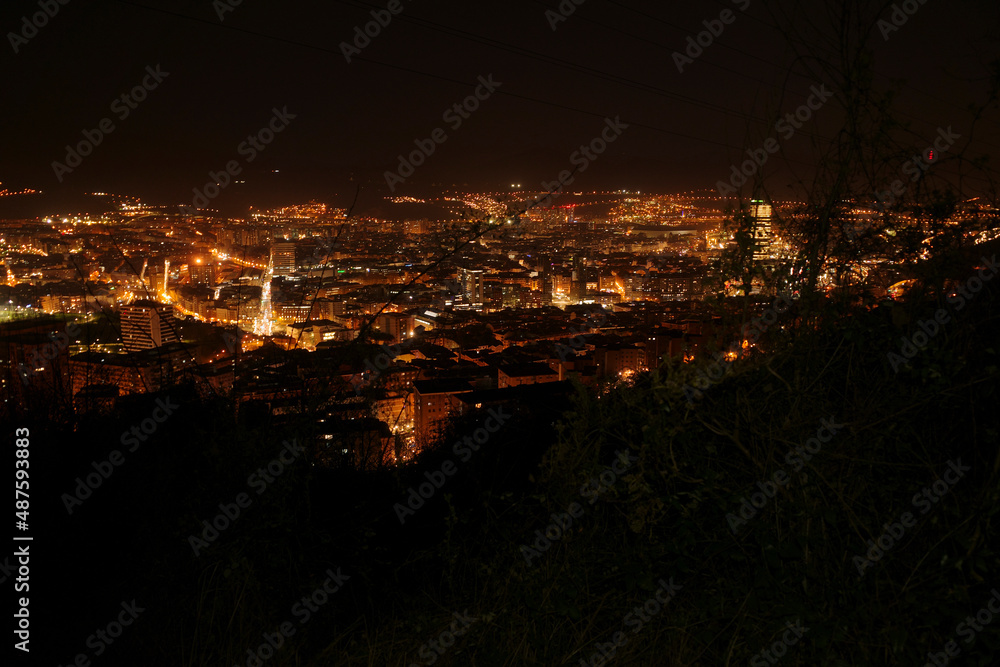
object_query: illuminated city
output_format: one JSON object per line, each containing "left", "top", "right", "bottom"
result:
{"left": 3, "top": 1, "right": 999, "bottom": 665}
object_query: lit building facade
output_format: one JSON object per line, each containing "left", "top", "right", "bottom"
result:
{"left": 120, "top": 300, "right": 179, "bottom": 352}
{"left": 271, "top": 241, "right": 297, "bottom": 277}
{"left": 750, "top": 199, "right": 774, "bottom": 261}
{"left": 461, "top": 269, "right": 484, "bottom": 308}
{"left": 377, "top": 313, "right": 416, "bottom": 343}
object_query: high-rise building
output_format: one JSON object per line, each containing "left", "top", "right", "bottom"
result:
{"left": 120, "top": 300, "right": 179, "bottom": 352}
{"left": 461, "top": 269, "right": 484, "bottom": 308}
{"left": 271, "top": 241, "right": 297, "bottom": 276}
{"left": 750, "top": 200, "right": 773, "bottom": 261}
{"left": 571, "top": 255, "right": 588, "bottom": 301}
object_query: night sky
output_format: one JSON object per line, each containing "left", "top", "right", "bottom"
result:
{"left": 1, "top": 0, "right": 998, "bottom": 215}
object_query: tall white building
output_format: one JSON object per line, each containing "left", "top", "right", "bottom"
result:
{"left": 120, "top": 300, "right": 179, "bottom": 352}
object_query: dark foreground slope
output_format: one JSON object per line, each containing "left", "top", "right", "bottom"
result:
{"left": 314, "top": 249, "right": 1000, "bottom": 666}
{"left": 24, "top": 248, "right": 1000, "bottom": 667}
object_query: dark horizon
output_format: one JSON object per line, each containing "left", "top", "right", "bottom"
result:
{"left": 2, "top": 0, "right": 998, "bottom": 215}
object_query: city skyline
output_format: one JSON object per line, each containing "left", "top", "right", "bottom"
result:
{"left": 3, "top": 1, "right": 1000, "bottom": 665}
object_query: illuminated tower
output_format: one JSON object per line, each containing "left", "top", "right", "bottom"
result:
{"left": 571, "top": 255, "right": 587, "bottom": 301}
{"left": 461, "top": 269, "right": 484, "bottom": 308}
{"left": 750, "top": 200, "right": 773, "bottom": 261}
